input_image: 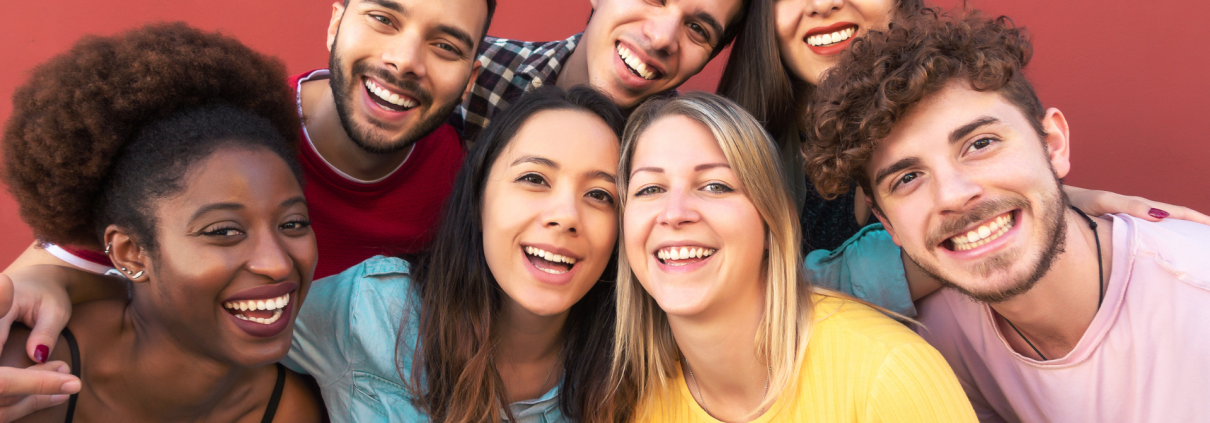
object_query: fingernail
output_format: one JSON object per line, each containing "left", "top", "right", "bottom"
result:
{"left": 49, "top": 394, "right": 70, "bottom": 404}
{"left": 34, "top": 345, "right": 49, "bottom": 364}
{"left": 1148, "top": 208, "right": 1170, "bottom": 219}
{"left": 61, "top": 380, "right": 81, "bottom": 393}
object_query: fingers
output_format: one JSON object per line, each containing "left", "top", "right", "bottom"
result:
{"left": 0, "top": 393, "right": 71, "bottom": 423}
{"left": 25, "top": 311, "right": 70, "bottom": 364}
{"left": 1064, "top": 186, "right": 1210, "bottom": 225}
{"left": 1137, "top": 201, "right": 1210, "bottom": 226}
{"left": 0, "top": 363, "right": 80, "bottom": 397}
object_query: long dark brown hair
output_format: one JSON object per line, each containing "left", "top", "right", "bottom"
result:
{"left": 403, "top": 85, "right": 631, "bottom": 422}
{"left": 717, "top": 0, "right": 926, "bottom": 139}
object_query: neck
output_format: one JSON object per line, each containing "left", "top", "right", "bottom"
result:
{"left": 300, "top": 78, "right": 413, "bottom": 181}
{"left": 990, "top": 209, "right": 1113, "bottom": 360}
{"left": 494, "top": 300, "right": 568, "bottom": 402}
{"left": 555, "top": 41, "right": 590, "bottom": 91}
{"left": 667, "top": 286, "right": 768, "bottom": 422}
{"left": 92, "top": 304, "right": 268, "bottom": 420}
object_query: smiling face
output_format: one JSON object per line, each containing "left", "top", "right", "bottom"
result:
{"left": 868, "top": 82, "right": 1073, "bottom": 303}
{"left": 775, "top": 0, "right": 896, "bottom": 85}
{"left": 583, "top": 0, "right": 744, "bottom": 108}
{"left": 480, "top": 110, "right": 620, "bottom": 317}
{"left": 141, "top": 146, "right": 317, "bottom": 367}
{"left": 623, "top": 115, "right": 766, "bottom": 317}
{"left": 326, "top": 0, "right": 485, "bottom": 153}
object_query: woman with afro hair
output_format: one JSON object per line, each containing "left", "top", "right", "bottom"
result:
{"left": 0, "top": 23, "right": 324, "bottom": 422}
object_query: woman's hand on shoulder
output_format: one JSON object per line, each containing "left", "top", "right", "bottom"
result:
{"left": 1065, "top": 186, "right": 1210, "bottom": 225}
{"left": 0, "top": 271, "right": 73, "bottom": 367}
{"left": 0, "top": 361, "right": 80, "bottom": 423}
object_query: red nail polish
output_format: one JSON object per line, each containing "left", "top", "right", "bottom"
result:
{"left": 35, "top": 345, "right": 49, "bottom": 363}
{"left": 1148, "top": 208, "right": 1170, "bottom": 219}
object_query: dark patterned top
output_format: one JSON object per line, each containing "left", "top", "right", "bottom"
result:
{"left": 448, "top": 33, "right": 581, "bottom": 145}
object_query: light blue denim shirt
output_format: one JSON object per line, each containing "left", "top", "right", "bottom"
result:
{"left": 282, "top": 256, "right": 564, "bottom": 423}
{"left": 804, "top": 223, "right": 916, "bottom": 317}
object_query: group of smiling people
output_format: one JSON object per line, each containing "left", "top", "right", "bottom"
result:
{"left": 1, "top": 0, "right": 1208, "bottom": 422}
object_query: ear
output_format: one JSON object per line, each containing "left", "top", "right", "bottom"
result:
{"left": 867, "top": 196, "right": 904, "bottom": 247}
{"left": 462, "top": 60, "right": 482, "bottom": 103}
{"left": 104, "top": 226, "right": 149, "bottom": 283}
{"left": 327, "top": 1, "right": 346, "bottom": 53}
{"left": 1040, "top": 108, "right": 1071, "bottom": 179}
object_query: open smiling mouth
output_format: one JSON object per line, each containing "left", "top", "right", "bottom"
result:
{"left": 655, "top": 246, "right": 717, "bottom": 266}
{"left": 364, "top": 78, "right": 418, "bottom": 112}
{"left": 806, "top": 25, "right": 857, "bottom": 47}
{"left": 945, "top": 212, "right": 1017, "bottom": 252}
{"left": 524, "top": 246, "right": 578, "bottom": 275}
{"left": 616, "top": 43, "right": 662, "bottom": 81}
{"left": 223, "top": 293, "right": 290, "bottom": 325}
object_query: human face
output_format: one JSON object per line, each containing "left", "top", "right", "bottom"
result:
{"left": 583, "top": 0, "right": 744, "bottom": 108}
{"left": 481, "top": 110, "right": 620, "bottom": 317}
{"left": 325, "top": 0, "right": 485, "bottom": 152}
{"left": 143, "top": 147, "right": 316, "bottom": 367}
{"left": 624, "top": 116, "right": 766, "bottom": 318}
{"left": 868, "top": 82, "right": 1074, "bottom": 303}
{"left": 776, "top": 0, "right": 896, "bottom": 85}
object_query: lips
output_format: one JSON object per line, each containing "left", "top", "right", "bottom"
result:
{"left": 364, "top": 78, "right": 418, "bottom": 112}
{"left": 524, "top": 245, "right": 577, "bottom": 274}
{"left": 616, "top": 43, "right": 662, "bottom": 81}
{"left": 804, "top": 22, "right": 859, "bottom": 55}
{"left": 945, "top": 211, "right": 1017, "bottom": 252}
{"left": 221, "top": 282, "right": 298, "bottom": 338}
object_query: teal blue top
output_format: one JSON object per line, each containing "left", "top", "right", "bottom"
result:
{"left": 282, "top": 256, "right": 563, "bottom": 423}
{"left": 284, "top": 227, "right": 911, "bottom": 422}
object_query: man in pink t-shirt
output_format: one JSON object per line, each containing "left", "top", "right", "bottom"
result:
{"left": 805, "top": 13, "right": 1210, "bottom": 422}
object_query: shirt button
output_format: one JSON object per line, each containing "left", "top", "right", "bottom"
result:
{"left": 532, "top": 78, "right": 543, "bottom": 88}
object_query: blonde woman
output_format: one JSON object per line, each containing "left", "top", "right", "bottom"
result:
{"left": 611, "top": 92, "right": 976, "bottom": 422}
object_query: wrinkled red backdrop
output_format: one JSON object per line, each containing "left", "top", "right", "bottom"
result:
{"left": 1, "top": 0, "right": 1207, "bottom": 264}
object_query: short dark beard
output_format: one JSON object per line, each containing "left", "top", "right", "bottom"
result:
{"left": 327, "top": 34, "right": 458, "bottom": 154}
{"left": 906, "top": 182, "right": 1070, "bottom": 304}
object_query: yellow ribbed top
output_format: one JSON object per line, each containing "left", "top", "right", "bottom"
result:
{"left": 638, "top": 295, "right": 976, "bottom": 422}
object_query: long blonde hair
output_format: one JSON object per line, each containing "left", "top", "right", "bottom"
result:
{"left": 610, "top": 92, "right": 816, "bottom": 419}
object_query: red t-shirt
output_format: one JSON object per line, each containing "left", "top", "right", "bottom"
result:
{"left": 50, "top": 69, "right": 464, "bottom": 279}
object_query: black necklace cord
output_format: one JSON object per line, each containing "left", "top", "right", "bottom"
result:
{"left": 1002, "top": 206, "right": 1104, "bottom": 361}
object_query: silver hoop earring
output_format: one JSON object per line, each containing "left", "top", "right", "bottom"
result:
{"left": 130, "top": 270, "right": 144, "bottom": 279}
{"left": 104, "top": 243, "right": 112, "bottom": 255}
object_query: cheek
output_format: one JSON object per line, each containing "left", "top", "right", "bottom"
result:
{"left": 622, "top": 206, "right": 655, "bottom": 270}
{"left": 774, "top": 2, "right": 801, "bottom": 46}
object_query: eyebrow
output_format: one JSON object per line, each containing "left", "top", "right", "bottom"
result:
{"left": 511, "top": 155, "right": 559, "bottom": 169}
{"left": 437, "top": 24, "right": 477, "bottom": 51}
{"left": 363, "top": 0, "right": 405, "bottom": 14}
{"left": 692, "top": 11, "right": 725, "bottom": 44}
{"left": 630, "top": 166, "right": 663, "bottom": 178}
{"left": 873, "top": 157, "right": 921, "bottom": 188}
{"left": 695, "top": 162, "right": 730, "bottom": 171}
{"left": 587, "top": 170, "right": 616, "bottom": 184}
{"left": 189, "top": 196, "right": 308, "bottom": 223}
{"left": 949, "top": 116, "right": 1001, "bottom": 144}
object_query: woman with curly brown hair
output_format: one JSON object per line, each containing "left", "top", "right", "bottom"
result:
{"left": 0, "top": 23, "right": 323, "bottom": 422}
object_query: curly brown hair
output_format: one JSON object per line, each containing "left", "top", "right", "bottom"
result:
{"left": 803, "top": 10, "right": 1045, "bottom": 204}
{"left": 2, "top": 23, "right": 300, "bottom": 249}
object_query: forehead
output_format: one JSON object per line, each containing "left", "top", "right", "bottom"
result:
{"left": 168, "top": 147, "right": 301, "bottom": 213}
{"left": 633, "top": 115, "right": 725, "bottom": 169}
{"left": 500, "top": 110, "right": 620, "bottom": 168}
{"left": 869, "top": 83, "right": 1033, "bottom": 171}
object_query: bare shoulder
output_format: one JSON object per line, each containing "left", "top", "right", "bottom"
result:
{"left": 266, "top": 368, "right": 326, "bottom": 423}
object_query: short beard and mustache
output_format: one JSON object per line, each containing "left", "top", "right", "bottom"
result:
{"left": 905, "top": 180, "right": 1070, "bottom": 304}
{"left": 328, "top": 45, "right": 460, "bottom": 154}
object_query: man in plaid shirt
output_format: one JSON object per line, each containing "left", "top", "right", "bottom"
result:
{"left": 449, "top": 0, "right": 748, "bottom": 144}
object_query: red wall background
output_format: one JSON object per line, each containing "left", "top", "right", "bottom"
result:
{"left": 1, "top": 0, "right": 1207, "bottom": 264}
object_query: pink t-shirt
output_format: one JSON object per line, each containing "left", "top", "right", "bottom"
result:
{"left": 915, "top": 214, "right": 1210, "bottom": 422}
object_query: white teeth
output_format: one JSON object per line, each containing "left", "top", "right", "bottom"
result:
{"left": 524, "top": 246, "right": 577, "bottom": 265}
{"left": 224, "top": 293, "right": 291, "bottom": 314}
{"left": 364, "top": 79, "right": 418, "bottom": 108}
{"left": 950, "top": 214, "right": 1016, "bottom": 251}
{"left": 806, "top": 27, "right": 856, "bottom": 47}
{"left": 616, "top": 44, "right": 657, "bottom": 80}
{"left": 234, "top": 309, "right": 285, "bottom": 325}
{"left": 656, "top": 246, "right": 717, "bottom": 263}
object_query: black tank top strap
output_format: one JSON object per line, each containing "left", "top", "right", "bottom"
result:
{"left": 261, "top": 362, "right": 287, "bottom": 423}
{"left": 62, "top": 327, "right": 81, "bottom": 423}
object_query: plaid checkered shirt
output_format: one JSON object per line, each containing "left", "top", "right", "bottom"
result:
{"left": 448, "top": 33, "right": 581, "bottom": 145}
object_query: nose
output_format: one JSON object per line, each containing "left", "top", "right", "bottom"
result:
{"left": 643, "top": 10, "right": 680, "bottom": 55}
{"left": 381, "top": 30, "right": 427, "bottom": 79}
{"left": 808, "top": 0, "right": 845, "bottom": 18}
{"left": 246, "top": 229, "right": 294, "bottom": 282}
{"left": 655, "top": 187, "right": 701, "bottom": 229}
{"left": 541, "top": 187, "right": 582, "bottom": 235}
{"left": 933, "top": 166, "right": 984, "bottom": 215}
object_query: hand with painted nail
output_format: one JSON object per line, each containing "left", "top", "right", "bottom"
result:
{"left": 0, "top": 361, "right": 81, "bottom": 422}
{"left": 1064, "top": 186, "right": 1210, "bottom": 226}
{"left": 0, "top": 270, "right": 73, "bottom": 368}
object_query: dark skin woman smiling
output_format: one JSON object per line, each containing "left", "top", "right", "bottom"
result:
{"left": 0, "top": 24, "right": 323, "bottom": 422}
